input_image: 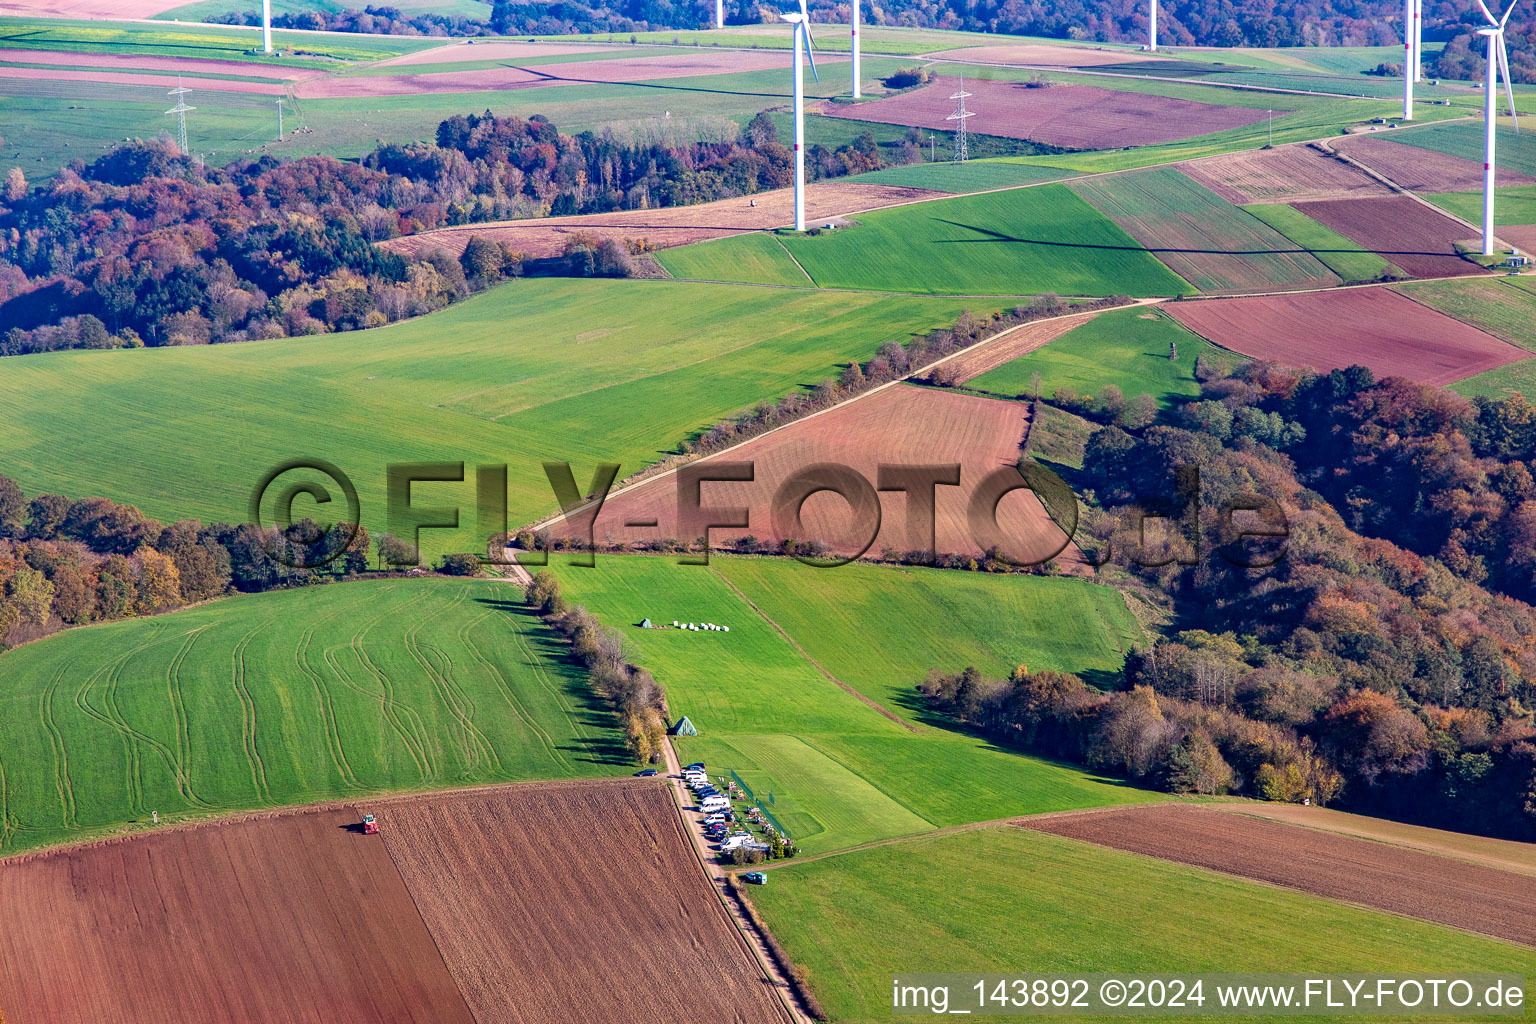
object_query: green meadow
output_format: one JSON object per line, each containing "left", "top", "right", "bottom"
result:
{"left": 0, "top": 579, "right": 628, "bottom": 855}
{"left": 1244, "top": 202, "right": 1404, "bottom": 282}
{"left": 556, "top": 556, "right": 1155, "bottom": 851}
{"left": 1382, "top": 120, "right": 1536, "bottom": 177}
{"left": 656, "top": 232, "right": 813, "bottom": 286}
{"left": 967, "top": 305, "right": 1232, "bottom": 408}
{"left": 848, "top": 159, "right": 1074, "bottom": 192}
{"left": 0, "top": 278, "right": 971, "bottom": 555}
{"left": 0, "top": 15, "right": 431, "bottom": 62}
{"left": 777, "top": 184, "right": 1194, "bottom": 297}
{"left": 1397, "top": 277, "right": 1536, "bottom": 352}
{"left": 1425, "top": 185, "right": 1536, "bottom": 228}
{"left": 750, "top": 827, "right": 1536, "bottom": 1024}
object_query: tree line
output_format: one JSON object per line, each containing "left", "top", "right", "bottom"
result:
{"left": 0, "top": 110, "right": 900, "bottom": 353}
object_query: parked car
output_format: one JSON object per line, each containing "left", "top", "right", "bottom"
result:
{"left": 634, "top": 768, "right": 658, "bottom": 777}
{"left": 741, "top": 872, "right": 768, "bottom": 885}
{"left": 685, "top": 762, "right": 705, "bottom": 771}
{"left": 700, "top": 794, "right": 730, "bottom": 813}
{"left": 702, "top": 813, "right": 726, "bottom": 824}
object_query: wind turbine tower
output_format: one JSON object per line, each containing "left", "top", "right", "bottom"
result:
{"left": 1402, "top": 0, "right": 1414, "bottom": 119}
{"left": 780, "top": 0, "right": 819, "bottom": 231}
{"left": 1148, "top": 0, "right": 1158, "bottom": 51}
{"left": 851, "top": 0, "right": 861, "bottom": 97}
{"left": 947, "top": 75, "right": 972, "bottom": 163}
{"left": 166, "top": 76, "right": 195, "bottom": 155}
{"left": 715, "top": 0, "right": 723, "bottom": 29}
{"left": 1475, "top": 0, "right": 1522, "bottom": 255}
{"left": 263, "top": 0, "right": 273, "bottom": 53}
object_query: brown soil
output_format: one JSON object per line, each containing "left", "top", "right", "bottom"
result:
{"left": 1023, "top": 804, "right": 1536, "bottom": 947}
{"left": 925, "top": 44, "right": 1157, "bottom": 67}
{"left": 1167, "top": 286, "right": 1527, "bottom": 386}
{"left": 1180, "top": 143, "right": 1394, "bottom": 205}
{"left": 0, "top": 65, "right": 285, "bottom": 94}
{"left": 559, "top": 384, "right": 1082, "bottom": 568}
{"left": 1499, "top": 224, "right": 1536, "bottom": 252}
{"left": 375, "top": 784, "right": 792, "bottom": 1024}
{"left": 1293, "top": 195, "right": 1484, "bottom": 278}
{"left": 0, "top": 804, "right": 475, "bottom": 1024}
{"left": 0, "top": 49, "right": 323, "bottom": 80}
{"left": 0, "top": 779, "right": 789, "bottom": 1024}
{"left": 7, "top": 0, "right": 174, "bottom": 15}
{"left": 826, "top": 79, "right": 1277, "bottom": 149}
{"left": 380, "top": 181, "right": 942, "bottom": 259}
{"left": 1335, "top": 134, "right": 1536, "bottom": 192}
{"left": 374, "top": 41, "right": 624, "bottom": 67}
{"left": 947, "top": 310, "right": 1108, "bottom": 384}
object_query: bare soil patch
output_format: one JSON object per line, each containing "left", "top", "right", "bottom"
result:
{"left": 0, "top": 49, "right": 322, "bottom": 80}
{"left": 1499, "top": 224, "right": 1536, "bottom": 252}
{"left": 296, "top": 65, "right": 547, "bottom": 98}
{"left": 947, "top": 309, "right": 1107, "bottom": 383}
{"left": 6, "top": 0, "right": 174, "bottom": 15}
{"left": 1293, "top": 195, "right": 1483, "bottom": 278}
{"left": 522, "top": 48, "right": 840, "bottom": 83}
{"left": 374, "top": 40, "right": 624, "bottom": 67}
{"left": 1335, "top": 134, "right": 1536, "bottom": 192}
{"left": 1181, "top": 143, "right": 1393, "bottom": 205}
{"left": 376, "top": 783, "right": 792, "bottom": 1024}
{"left": 826, "top": 79, "right": 1276, "bottom": 149}
{"left": 1023, "top": 804, "right": 1536, "bottom": 947}
{"left": 381, "top": 181, "right": 941, "bottom": 259}
{"left": 0, "top": 65, "right": 285, "bottom": 94}
{"left": 926, "top": 44, "right": 1157, "bottom": 67}
{"left": 562, "top": 384, "right": 1081, "bottom": 568}
{"left": 0, "top": 805, "right": 475, "bottom": 1024}
{"left": 1168, "top": 286, "right": 1526, "bottom": 385}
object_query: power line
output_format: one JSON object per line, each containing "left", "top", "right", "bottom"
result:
{"left": 166, "top": 75, "right": 195, "bottom": 155}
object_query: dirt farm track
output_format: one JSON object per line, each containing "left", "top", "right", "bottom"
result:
{"left": 1024, "top": 805, "right": 1536, "bottom": 947}
{"left": 0, "top": 779, "right": 791, "bottom": 1024}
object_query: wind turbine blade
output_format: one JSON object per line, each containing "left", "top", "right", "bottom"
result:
{"left": 801, "top": 20, "right": 818, "bottom": 82}
{"left": 1501, "top": 0, "right": 1521, "bottom": 27}
{"left": 1499, "top": 33, "right": 1520, "bottom": 132}
{"left": 1475, "top": 0, "right": 1498, "bottom": 23}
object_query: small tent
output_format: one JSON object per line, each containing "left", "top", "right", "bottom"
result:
{"left": 671, "top": 716, "right": 698, "bottom": 736}
{"left": 639, "top": 618, "right": 654, "bottom": 629}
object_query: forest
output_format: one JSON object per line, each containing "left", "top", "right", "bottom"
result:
{"left": 0, "top": 111, "right": 888, "bottom": 353}
{"left": 920, "top": 366, "right": 1536, "bottom": 841}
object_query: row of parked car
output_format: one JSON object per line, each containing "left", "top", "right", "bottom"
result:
{"left": 684, "top": 763, "right": 770, "bottom": 869}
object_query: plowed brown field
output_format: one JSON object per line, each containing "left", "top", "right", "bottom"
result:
{"left": 0, "top": 50, "right": 323, "bottom": 80}
{"left": 826, "top": 79, "right": 1275, "bottom": 149}
{"left": 381, "top": 181, "right": 941, "bottom": 259}
{"left": 560, "top": 384, "right": 1080, "bottom": 567}
{"left": 926, "top": 44, "right": 1157, "bottom": 67}
{"left": 1167, "top": 287, "right": 1527, "bottom": 385}
{"left": 1293, "top": 196, "right": 1482, "bottom": 278}
{"left": 1335, "top": 134, "right": 1536, "bottom": 192}
{"left": 0, "top": 66, "right": 286, "bottom": 95}
{"left": 376, "top": 41, "right": 624, "bottom": 67}
{"left": 1181, "top": 143, "right": 1392, "bottom": 204}
{"left": 0, "top": 805, "right": 475, "bottom": 1024}
{"left": 8, "top": 0, "right": 173, "bottom": 15}
{"left": 376, "top": 784, "right": 791, "bottom": 1024}
{"left": 0, "top": 780, "right": 789, "bottom": 1024}
{"left": 1023, "top": 804, "right": 1536, "bottom": 947}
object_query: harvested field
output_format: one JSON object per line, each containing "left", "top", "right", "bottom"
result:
{"left": 561, "top": 384, "right": 1079, "bottom": 567}
{"left": 1212, "top": 803, "right": 1536, "bottom": 880}
{"left": 1293, "top": 195, "right": 1483, "bottom": 278}
{"left": 375, "top": 40, "right": 623, "bottom": 66}
{"left": 826, "top": 79, "right": 1276, "bottom": 150}
{"left": 1500, "top": 223, "right": 1536, "bottom": 251}
{"left": 0, "top": 805, "right": 475, "bottom": 1024}
{"left": 945, "top": 309, "right": 1108, "bottom": 383}
{"left": 1023, "top": 804, "right": 1536, "bottom": 947}
{"left": 299, "top": 50, "right": 841, "bottom": 98}
{"left": 1073, "top": 166, "right": 1338, "bottom": 293}
{"left": 0, "top": 49, "right": 323, "bottom": 80}
{"left": 381, "top": 181, "right": 939, "bottom": 259}
{"left": 1335, "top": 134, "right": 1536, "bottom": 192}
{"left": 6, "top": 0, "right": 174, "bottom": 15}
{"left": 1168, "top": 287, "right": 1528, "bottom": 386}
{"left": 377, "top": 783, "right": 791, "bottom": 1024}
{"left": 0, "top": 780, "right": 788, "bottom": 1024}
{"left": 0, "top": 65, "right": 285, "bottom": 94}
{"left": 926, "top": 44, "right": 1156, "bottom": 67}
{"left": 1180, "top": 142, "right": 1392, "bottom": 204}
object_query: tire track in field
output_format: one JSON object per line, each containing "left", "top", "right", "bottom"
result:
{"left": 495, "top": 600, "right": 603, "bottom": 763}
{"left": 0, "top": 748, "right": 11, "bottom": 850}
{"left": 165, "top": 626, "right": 216, "bottom": 808}
{"left": 230, "top": 625, "right": 272, "bottom": 803}
{"left": 319, "top": 608, "right": 435, "bottom": 782}
{"left": 40, "top": 665, "right": 78, "bottom": 830}
{"left": 404, "top": 589, "right": 501, "bottom": 775}
{"left": 459, "top": 609, "right": 571, "bottom": 771}
{"left": 296, "top": 625, "right": 362, "bottom": 790}
{"left": 72, "top": 633, "right": 190, "bottom": 815}
{"left": 351, "top": 623, "right": 438, "bottom": 782}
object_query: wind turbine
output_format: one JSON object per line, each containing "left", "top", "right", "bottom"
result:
{"left": 1402, "top": 0, "right": 1414, "bottom": 119}
{"left": 1148, "top": 0, "right": 1157, "bottom": 51}
{"left": 851, "top": 0, "right": 861, "bottom": 98}
{"left": 262, "top": 0, "right": 273, "bottom": 53}
{"left": 781, "top": 0, "right": 818, "bottom": 232}
{"left": 1474, "top": 0, "right": 1522, "bottom": 255}
{"left": 715, "top": 0, "right": 723, "bottom": 29}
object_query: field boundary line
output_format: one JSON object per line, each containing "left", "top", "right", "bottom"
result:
{"left": 711, "top": 567, "right": 919, "bottom": 733}
{"left": 771, "top": 233, "right": 818, "bottom": 285}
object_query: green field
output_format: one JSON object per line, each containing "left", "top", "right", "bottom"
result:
{"left": 1024, "top": 402, "right": 1098, "bottom": 470}
{"left": 848, "top": 159, "right": 1073, "bottom": 192}
{"left": 750, "top": 827, "right": 1536, "bottom": 1024}
{"left": 776, "top": 184, "right": 1193, "bottom": 297}
{"left": 0, "top": 278, "right": 972, "bottom": 556}
{"left": 0, "top": 15, "right": 432, "bottom": 63}
{"left": 967, "top": 306, "right": 1232, "bottom": 408}
{"left": 1383, "top": 120, "right": 1536, "bottom": 177}
{"left": 555, "top": 556, "right": 1154, "bottom": 851}
{"left": 1397, "top": 277, "right": 1536, "bottom": 352}
{"left": 655, "top": 232, "right": 813, "bottom": 285}
{"left": 1244, "top": 202, "right": 1405, "bottom": 283}
{"left": 0, "top": 578, "right": 628, "bottom": 855}
{"left": 160, "top": 0, "right": 491, "bottom": 20}
{"left": 1072, "top": 167, "right": 1338, "bottom": 293}
{"left": 1426, "top": 185, "right": 1536, "bottom": 229}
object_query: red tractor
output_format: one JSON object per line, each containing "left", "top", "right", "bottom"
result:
{"left": 361, "top": 813, "right": 379, "bottom": 835}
